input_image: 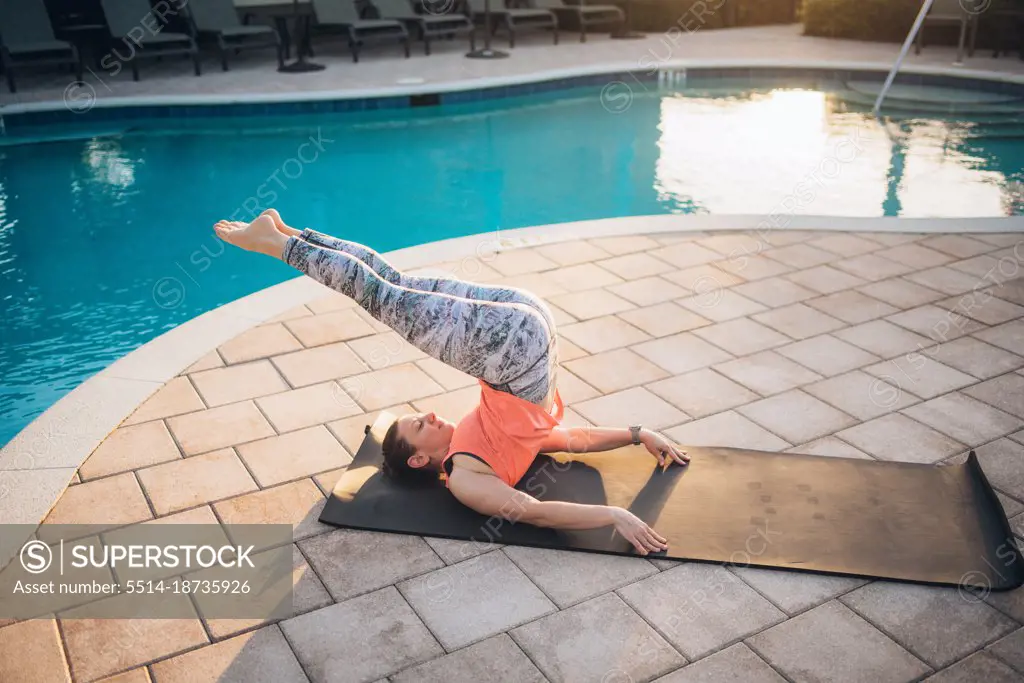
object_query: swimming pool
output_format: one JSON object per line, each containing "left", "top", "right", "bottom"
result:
{"left": 2, "top": 78, "right": 1024, "bottom": 445}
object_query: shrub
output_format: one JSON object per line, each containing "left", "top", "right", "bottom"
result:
{"left": 737, "top": 0, "right": 800, "bottom": 26}
{"left": 631, "top": 0, "right": 797, "bottom": 33}
{"left": 803, "top": 0, "right": 938, "bottom": 42}
{"left": 802, "top": 0, "right": 1007, "bottom": 47}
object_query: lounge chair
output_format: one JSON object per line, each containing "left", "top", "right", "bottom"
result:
{"left": 0, "top": 0, "right": 83, "bottom": 93}
{"left": 371, "top": 0, "right": 475, "bottom": 55}
{"left": 915, "top": 0, "right": 978, "bottom": 59}
{"left": 98, "top": 0, "right": 201, "bottom": 81}
{"left": 466, "top": 0, "right": 558, "bottom": 48}
{"left": 529, "top": 0, "right": 622, "bottom": 42}
{"left": 310, "top": 0, "right": 410, "bottom": 63}
{"left": 184, "top": 0, "right": 284, "bottom": 71}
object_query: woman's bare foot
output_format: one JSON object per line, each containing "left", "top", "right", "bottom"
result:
{"left": 261, "top": 208, "right": 302, "bottom": 237}
{"left": 215, "top": 209, "right": 300, "bottom": 239}
{"left": 214, "top": 215, "right": 290, "bottom": 259}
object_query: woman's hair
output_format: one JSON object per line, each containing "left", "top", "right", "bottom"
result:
{"left": 381, "top": 419, "right": 441, "bottom": 487}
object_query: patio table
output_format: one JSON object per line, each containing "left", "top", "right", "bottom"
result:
{"left": 235, "top": 0, "right": 315, "bottom": 61}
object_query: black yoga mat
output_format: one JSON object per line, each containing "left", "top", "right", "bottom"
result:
{"left": 320, "top": 411, "right": 1024, "bottom": 591}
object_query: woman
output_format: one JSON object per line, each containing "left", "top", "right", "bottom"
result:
{"left": 214, "top": 210, "right": 689, "bottom": 555}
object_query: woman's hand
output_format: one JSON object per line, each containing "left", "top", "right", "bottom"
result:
{"left": 611, "top": 507, "right": 669, "bottom": 555}
{"left": 641, "top": 430, "right": 689, "bottom": 468}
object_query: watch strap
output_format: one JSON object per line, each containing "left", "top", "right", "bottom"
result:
{"left": 629, "top": 424, "right": 642, "bottom": 445}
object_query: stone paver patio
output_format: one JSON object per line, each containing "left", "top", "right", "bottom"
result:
{"left": 1, "top": 228, "right": 1022, "bottom": 682}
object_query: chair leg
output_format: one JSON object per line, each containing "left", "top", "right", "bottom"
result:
{"left": 276, "top": 42, "right": 285, "bottom": 68}
{"left": 132, "top": 59, "right": 140, "bottom": 81}
{"left": 553, "top": 24, "right": 559, "bottom": 45}
{"left": 469, "top": 28, "right": 476, "bottom": 51}
{"left": 402, "top": 36, "right": 410, "bottom": 58}
{"left": 194, "top": 51, "right": 202, "bottom": 76}
{"left": 220, "top": 45, "right": 229, "bottom": 71}
{"left": 72, "top": 46, "right": 84, "bottom": 84}
{"left": 276, "top": 17, "right": 291, "bottom": 60}
{"left": 507, "top": 20, "right": 515, "bottom": 48}
{"left": 350, "top": 40, "right": 359, "bottom": 62}
{"left": 5, "top": 67, "right": 15, "bottom": 94}
{"left": 424, "top": 34, "right": 431, "bottom": 55}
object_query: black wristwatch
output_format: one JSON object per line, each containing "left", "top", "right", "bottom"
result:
{"left": 629, "top": 424, "right": 643, "bottom": 445}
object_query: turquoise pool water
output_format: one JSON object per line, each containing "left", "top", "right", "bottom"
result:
{"left": 3, "top": 82, "right": 1024, "bottom": 445}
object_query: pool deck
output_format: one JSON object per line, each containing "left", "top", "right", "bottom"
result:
{"left": 3, "top": 24, "right": 1024, "bottom": 112}
{"left": 1, "top": 21, "right": 1024, "bottom": 683}
{"left": 2, "top": 218, "right": 1023, "bottom": 682}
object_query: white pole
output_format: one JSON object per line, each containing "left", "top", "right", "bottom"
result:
{"left": 955, "top": 11, "right": 969, "bottom": 64}
{"left": 872, "top": 0, "right": 937, "bottom": 117}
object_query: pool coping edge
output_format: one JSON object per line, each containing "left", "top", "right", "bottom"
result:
{"left": 3, "top": 57, "right": 1024, "bottom": 117}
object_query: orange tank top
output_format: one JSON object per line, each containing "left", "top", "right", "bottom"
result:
{"left": 441, "top": 379, "right": 564, "bottom": 488}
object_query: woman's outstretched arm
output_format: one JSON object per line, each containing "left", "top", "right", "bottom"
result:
{"left": 446, "top": 467, "right": 670, "bottom": 556}
{"left": 539, "top": 426, "right": 689, "bottom": 468}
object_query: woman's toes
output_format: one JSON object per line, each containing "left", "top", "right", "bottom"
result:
{"left": 216, "top": 219, "right": 244, "bottom": 231}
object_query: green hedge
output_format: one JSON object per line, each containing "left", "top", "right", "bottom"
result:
{"left": 736, "top": 0, "right": 800, "bottom": 26}
{"left": 802, "top": 0, "right": 920, "bottom": 41}
{"left": 802, "top": 0, "right": 1008, "bottom": 46}
{"left": 628, "top": 0, "right": 798, "bottom": 33}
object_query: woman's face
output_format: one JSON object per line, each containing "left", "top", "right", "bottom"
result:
{"left": 395, "top": 411, "right": 455, "bottom": 458}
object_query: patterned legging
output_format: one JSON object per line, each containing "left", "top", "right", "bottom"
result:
{"left": 283, "top": 229, "right": 559, "bottom": 407}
